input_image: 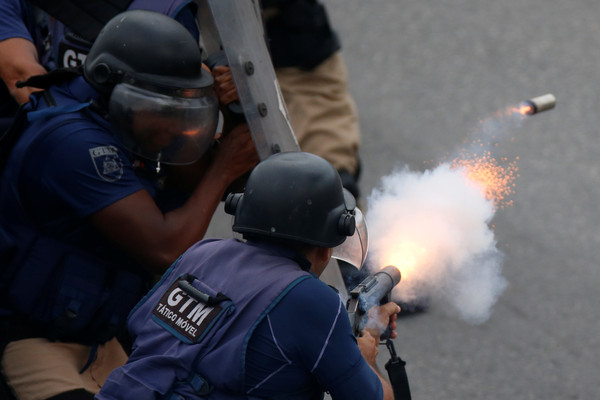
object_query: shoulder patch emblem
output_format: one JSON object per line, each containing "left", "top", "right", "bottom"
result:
{"left": 89, "top": 146, "right": 124, "bottom": 182}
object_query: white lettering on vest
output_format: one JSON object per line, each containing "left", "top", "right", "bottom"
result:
{"left": 63, "top": 49, "right": 87, "bottom": 68}
{"left": 167, "top": 288, "right": 184, "bottom": 307}
{"left": 178, "top": 297, "right": 196, "bottom": 313}
{"left": 187, "top": 303, "right": 213, "bottom": 326}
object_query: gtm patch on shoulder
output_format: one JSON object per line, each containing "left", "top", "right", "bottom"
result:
{"left": 89, "top": 145, "right": 124, "bottom": 182}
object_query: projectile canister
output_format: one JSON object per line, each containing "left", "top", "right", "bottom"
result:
{"left": 526, "top": 93, "right": 556, "bottom": 114}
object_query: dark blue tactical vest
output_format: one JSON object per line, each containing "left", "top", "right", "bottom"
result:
{"left": 103, "top": 238, "right": 313, "bottom": 399}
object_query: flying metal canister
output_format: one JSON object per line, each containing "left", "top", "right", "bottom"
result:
{"left": 520, "top": 93, "right": 557, "bottom": 115}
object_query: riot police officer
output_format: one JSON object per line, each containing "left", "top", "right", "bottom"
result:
{"left": 0, "top": 10, "right": 257, "bottom": 400}
{"left": 97, "top": 151, "right": 399, "bottom": 400}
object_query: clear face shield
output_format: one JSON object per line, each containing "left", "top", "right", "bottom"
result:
{"left": 109, "top": 81, "right": 219, "bottom": 165}
{"left": 332, "top": 207, "right": 369, "bottom": 270}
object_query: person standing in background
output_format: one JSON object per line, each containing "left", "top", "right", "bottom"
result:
{"left": 262, "top": 0, "right": 363, "bottom": 199}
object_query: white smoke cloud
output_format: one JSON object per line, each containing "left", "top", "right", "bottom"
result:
{"left": 365, "top": 163, "right": 508, "bottom": 324}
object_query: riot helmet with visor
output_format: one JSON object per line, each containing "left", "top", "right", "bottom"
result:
{"left": 83, "top": 10, "right": 218, "bottom": 165}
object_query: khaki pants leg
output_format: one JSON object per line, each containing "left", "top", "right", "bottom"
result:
{"left": 275, "top": 51, "right": 361, "bottom": 175}
{"left": 1, "top": 337, "right": 128, "bottom": 400}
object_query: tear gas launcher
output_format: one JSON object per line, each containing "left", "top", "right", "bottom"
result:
{"left": 347, "top": 265, "right": 412, "bottom": 399}
{"left": 346, "top": 265, "right": 401, "bottom": 338}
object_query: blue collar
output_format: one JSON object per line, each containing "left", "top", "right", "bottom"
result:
{"left": 244, "top": 239, "right": 313, "bottom": 271}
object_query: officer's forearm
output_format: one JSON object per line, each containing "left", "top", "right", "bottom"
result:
{"left": 0, "top": 38, "right": 46, "bottom": 104}
{"left": 92, "top": 128, "right": 256, "bottom": 274}
{"left": 91, "top": 166, "right": 233, "bottom": 275}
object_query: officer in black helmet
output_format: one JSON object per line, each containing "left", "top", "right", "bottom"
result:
{"left": 98, "top": 151, "right": 399, "bottom": 400}
{"left": 0, "top": 10, "right": 257, "bottom": 400}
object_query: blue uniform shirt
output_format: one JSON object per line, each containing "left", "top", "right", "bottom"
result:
{"left": 0, "top": 0, "right": 38, "bottom": 44}
{"left": 245, "top": 276, "right": 383, "bottom": 399}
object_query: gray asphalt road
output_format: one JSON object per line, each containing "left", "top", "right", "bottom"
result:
{"left": 320, "top": 0, "right": 600, "bottom": 399}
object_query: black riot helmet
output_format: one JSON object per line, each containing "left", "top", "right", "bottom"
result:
{"left": 225, "top": 152, "right": 357, "bottom": 248}
{"left": 84, "top": 10, "right": 218, "bottom": 165}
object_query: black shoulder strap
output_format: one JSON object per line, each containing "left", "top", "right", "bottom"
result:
{"left": 29, "top": 0, "right": 134, "bottom": 42}
{"left": 16, "top": 67, "right": 83, "bottom": 90}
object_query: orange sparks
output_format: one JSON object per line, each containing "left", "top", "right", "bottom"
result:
{"left": 451, "top": 150, "right": 518, "bottom": 209}
{"left": 447, "top": 105, "right": 524, "bottom": 209}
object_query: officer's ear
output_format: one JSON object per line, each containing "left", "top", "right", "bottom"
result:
{"left": 309, "top": 247, "right": 333, "bottom": 277}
